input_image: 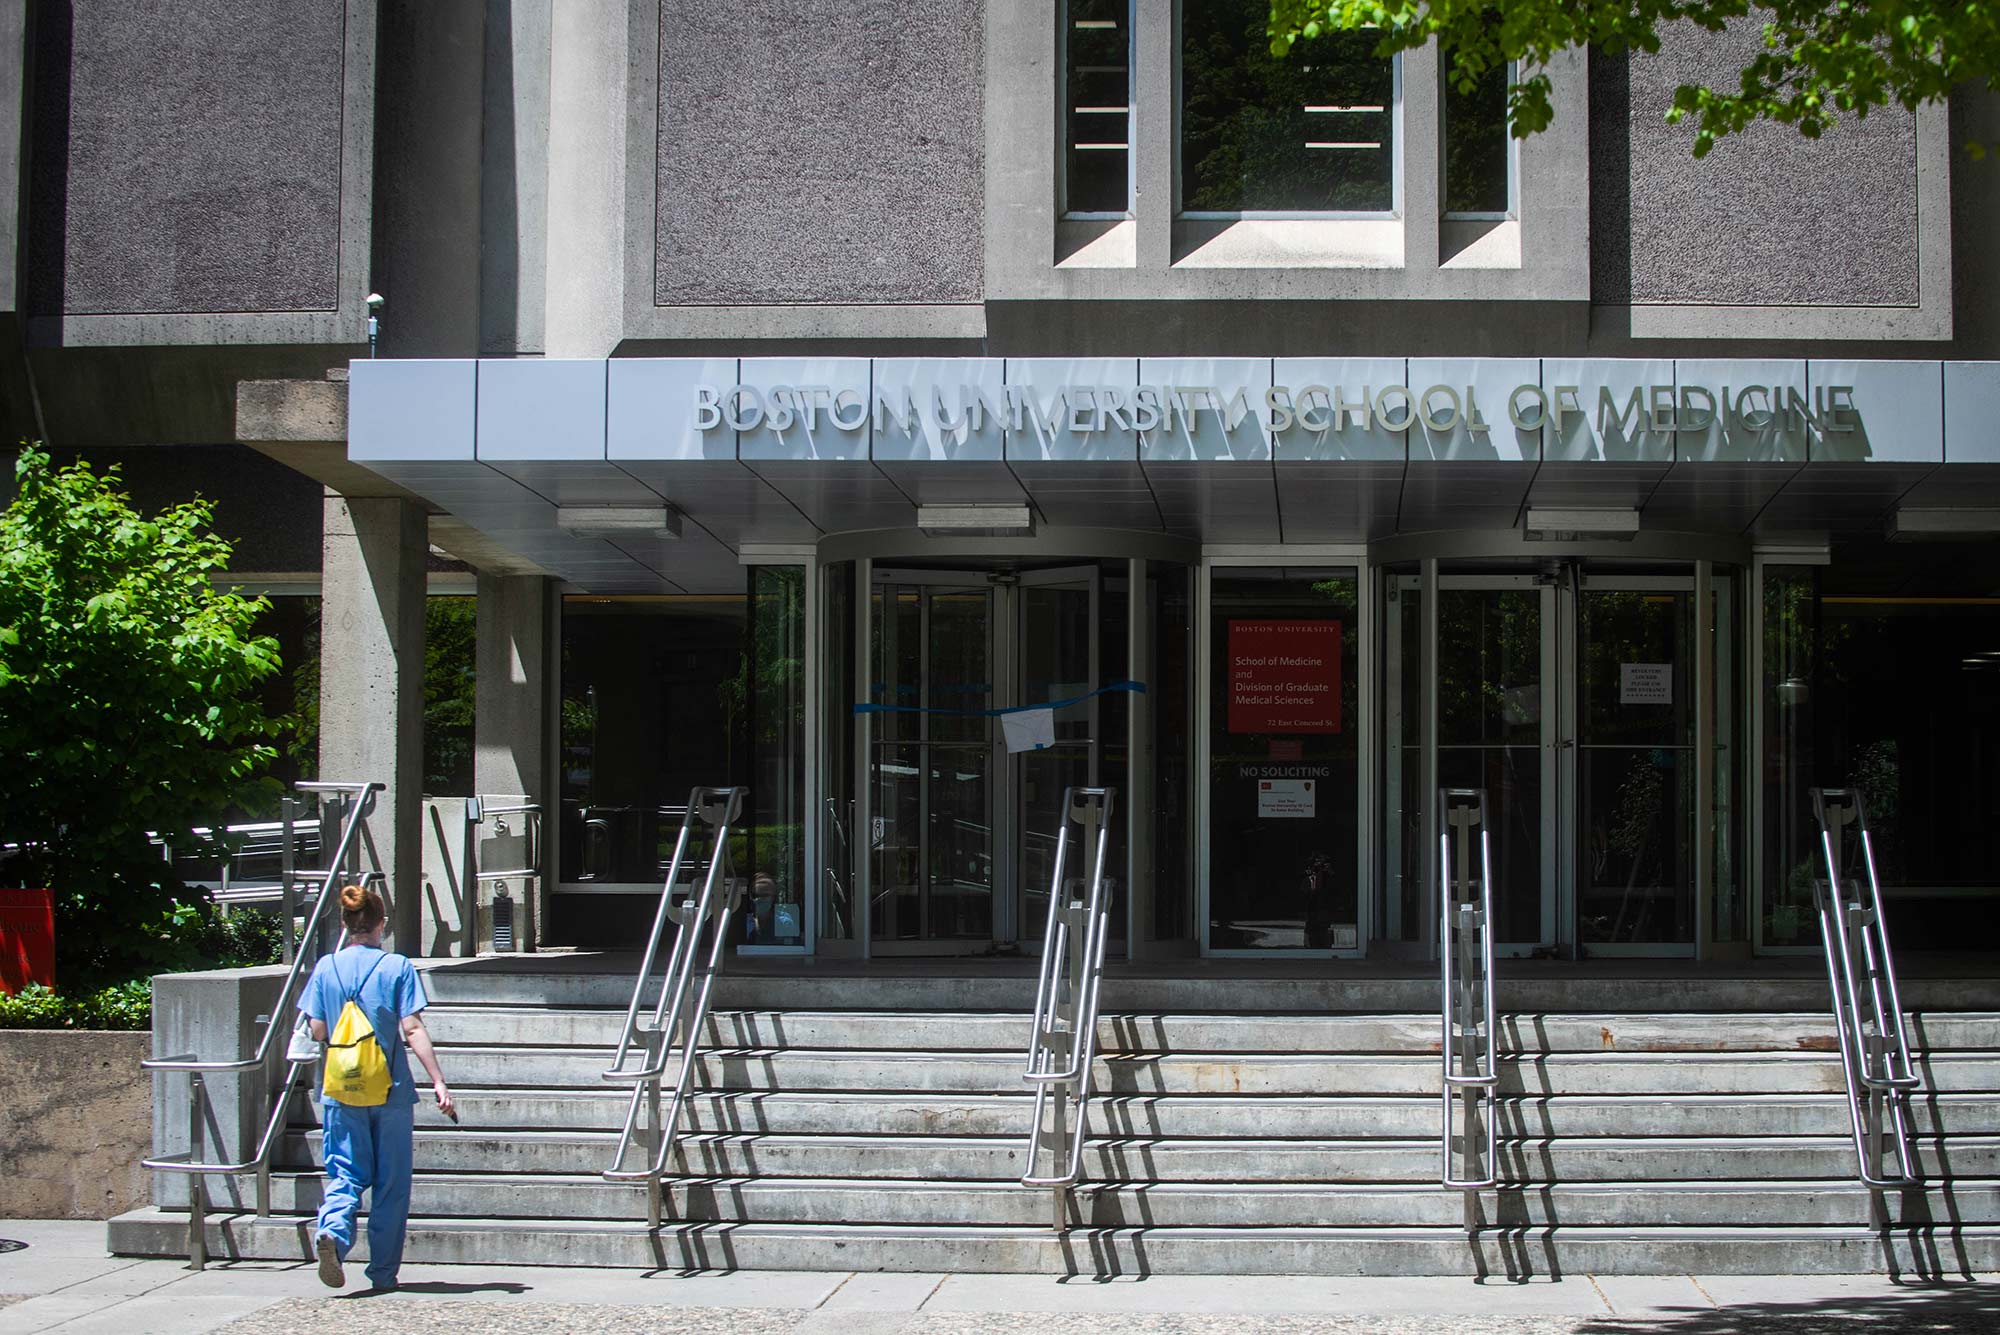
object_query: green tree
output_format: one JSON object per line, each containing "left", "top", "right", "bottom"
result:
{"left": 1269, "top": 0, "right": 2000, "bottom": 156}
{"left": 0, "top": 448, "right": 284, "bottom": 986}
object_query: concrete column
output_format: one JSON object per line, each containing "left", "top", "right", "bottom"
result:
{"left": 474, "top": 573, "right": 550, "bottom": 799}
{"left": 318, "top": 494, "right": 427, "bottom": 952}
{"left": 474, "top": 574, "right": 553, "bottom": 948}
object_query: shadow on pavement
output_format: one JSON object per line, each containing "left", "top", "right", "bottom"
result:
{"left": 1577, "top": 1280, "right": 1997, "bottom": 1331}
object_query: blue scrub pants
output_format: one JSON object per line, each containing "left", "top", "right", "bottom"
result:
{"left": 315, "top": 1098, "right": 414, "bottom": 1288}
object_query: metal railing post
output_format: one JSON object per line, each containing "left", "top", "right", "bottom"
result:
{"left": 1020, "top": 787, "right": 1117, "bottom": 1231}
{"left": 139, "top": 780, "right": 385, "bottom": 1267}
{"left": 600, "top": 786, "right": 747, "bottom": 1227}
{"left": 1811, "top": 788, "right": 1922, "bottom": 1196}
{"left": 1439, "top": 788, "right": 1499, "bottom": 1208}
{"left": 186, "top": 1073, "right": 206, "bottom": 1270}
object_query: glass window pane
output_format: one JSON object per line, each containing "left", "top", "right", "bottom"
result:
{"left": 1442, "top": 53, "right": 1510, "bottom": 215}
{"left": 1065, "top": 0, "right": 1131, "bottom": 214}
{"left": 819, "top": 562, "right": 856, "bottom": 943}
{"left": 1182, "top": 2, "right": 1393, "bottom": 213}
{"left": 1761, "top": 565, "right": 1818, "bottom": 948}
{"left": 557, "top": 594, "right": 746, "bottom": 891}
{"left": 424, "top": 595, "right": 477, "bottom": 795}
{"left": 1208, "top": 568, "right": 1360, "bottom": 950}
{"left": 748, "top": 567, "right": 806, "bottom": 948}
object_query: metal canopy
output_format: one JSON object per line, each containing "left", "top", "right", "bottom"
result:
{"left": 345, "top": 357, "right": 2000, "bottom": 592}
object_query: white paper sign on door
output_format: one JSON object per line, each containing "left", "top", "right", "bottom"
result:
{"left": 1257, "top": 778, "right": 1316, "bottom": 818}
{"left": 1620, "top": 663, "right": 1672, "bottom": 705}
{"left": 1000, "top": 707, "right": 1056, "bottom": 753}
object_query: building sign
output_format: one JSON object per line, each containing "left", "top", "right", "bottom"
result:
{"left": 1257, "top": 778, "right": 1317, "bottom": 818}
{"left": 1620, "top": 663, "right": 1673, "bottom": 705}
{"left": 691, "top": 378, "right": 1864, "bottom": 440}
{"left": 1227, "top": 620, "right": 1342, "bottom": 733}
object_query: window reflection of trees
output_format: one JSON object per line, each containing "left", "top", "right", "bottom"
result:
{"left": 1182, "top": 2, "right": 1392, "bottom": 213}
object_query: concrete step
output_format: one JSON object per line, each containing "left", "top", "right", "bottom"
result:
{"left": 415, "top": 963, "right": 2000, "bottom": 1015}
{"left": 235, "top": 1172, "right": 2000, "bottom": 1229}
{"left": 429, "top": 1046, "right": 2000, "bottom": 1096}
{"left": 284, "top": 1129, "right": 2000, "bottom": 1183}
{"left": 106, "top": 1207, "right": 2000, "bottom": 1276}
{"left": 407, "top": 1088, "right": 2000, "bottom": 1140}
{"left": 417, "top": 1007, "right": 2000, "bottom": 1055}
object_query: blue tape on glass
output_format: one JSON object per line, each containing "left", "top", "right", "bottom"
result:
{"left": 853, "top": 680, "right": 1146, "bottom": 718}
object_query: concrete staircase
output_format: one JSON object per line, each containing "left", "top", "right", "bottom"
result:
{"left": 110, "top": 966, "right": 2000, "bottom": 1276}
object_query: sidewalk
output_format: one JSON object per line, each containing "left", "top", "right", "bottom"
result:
{"left": 2, "top": 1222, "right": 1995, "bottom": 1334}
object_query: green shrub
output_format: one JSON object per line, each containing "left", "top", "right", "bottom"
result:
{"left": 0, "top": 979, "right": 152, "bottom": 1030}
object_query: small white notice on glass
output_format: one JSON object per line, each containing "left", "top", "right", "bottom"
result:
{"left": 1257, "top": 778, "right": 1316, "bottom": 818}
{"left": 1001, "top": 707, "right": 1056, "bottom": 753}
{"left": 1620, "top": 663, "right": 1672, "bottom": 705}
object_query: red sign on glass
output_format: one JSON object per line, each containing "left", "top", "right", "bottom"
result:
{"left": 1227, "top": 620, "right": 1342, "bottom": 733}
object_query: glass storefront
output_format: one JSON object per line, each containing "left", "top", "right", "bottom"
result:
{"left": 536, "top": 538, "right": 1992, "bottom": 964}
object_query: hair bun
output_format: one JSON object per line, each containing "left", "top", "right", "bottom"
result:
{"left": 339, "top": 883, "right": 367, "bottom": 912}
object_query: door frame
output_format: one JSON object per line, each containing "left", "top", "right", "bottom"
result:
{"left": 1011, "top": 563, "right": 1103, "bottom": 951}
{"left": 1196, "top": 552, "right": 1375, "bottom": 959}
{"left": 865, "top": 567, "right": 1001, "bottom": 956}
{"left": 1562, "top": 569, "right": 1701, "bottom": 959}
{"left": 1422, "top": 571, "right": 1560, "bottom": 956}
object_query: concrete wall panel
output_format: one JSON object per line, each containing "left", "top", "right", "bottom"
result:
{"left": 654, "top": 0, "right": 983, "bottom": 306}
{"left": 31, "top": 1, "right": 349, "bottom": 316}
{"left": 1592, "top": 20, "right": 1919, "bottom": 309}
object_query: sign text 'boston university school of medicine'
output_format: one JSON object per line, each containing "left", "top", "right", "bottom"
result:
{"left": 692, "top": 376, "right": 1865, "bottom": 439}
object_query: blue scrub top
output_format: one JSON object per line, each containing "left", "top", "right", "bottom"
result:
{"left": 300, "top": 946, "right": 429, "bottom": 1107}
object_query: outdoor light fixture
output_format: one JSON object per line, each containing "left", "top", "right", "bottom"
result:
{"left": 917, "top": 504, "right": 1035, "bottom": 537}
{"left": 1522, "top": 508, "right": 1640, "bottom": 541}
{"left": 555, "top": 505, "right": 682, "bottom": 539}
{"left": 1886, "top": 507, "right": 2000, "bottom": 541}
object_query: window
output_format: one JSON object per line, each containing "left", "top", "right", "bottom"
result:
{"left": 1181, "top": 0, "right": 1396, "bottom": 216}
{"left": 1063, "top": 0, "right": 1133, "bottom": 216}
{"left": 1442, "top": 53, "right": 1513, "bottom": 217}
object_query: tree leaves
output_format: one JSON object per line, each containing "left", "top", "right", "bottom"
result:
{"left": 0, "top": 447, "right": 286, "bottom": 986}
{"left": 1269, "top": 0, "right": 1999, "bottom": 155}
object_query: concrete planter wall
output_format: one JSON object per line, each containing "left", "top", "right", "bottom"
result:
{"left": 0, "top": 1029, "right": 152, "bottom": 1219}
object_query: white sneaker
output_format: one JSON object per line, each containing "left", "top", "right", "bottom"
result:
{"left": 314, "top": 1233, "right": 344, "bottom": 1288}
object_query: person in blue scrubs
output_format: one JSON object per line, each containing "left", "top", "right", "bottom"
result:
{"left": 300, "top": 883, "right": 455, "bottom": 1292}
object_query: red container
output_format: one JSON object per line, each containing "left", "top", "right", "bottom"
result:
{"left": 0, "top": 889, "right": 56, "bottom": 994}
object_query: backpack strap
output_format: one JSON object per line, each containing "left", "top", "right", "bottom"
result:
{"left": 347, "top": 949, "right": 388, "bottom": 1004}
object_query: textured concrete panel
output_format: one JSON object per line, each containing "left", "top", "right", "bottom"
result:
{"left": 0, "top": 1030, "right": 149, "bottom": 1219}
{"left": 655, "top": 0, "right": 983, "bottom": 305}
{"left": 31, "top": 0, "right": 345, "bottom": 315}
{"left": 1592, "top": 21, "right": 1919, "bottom": 307}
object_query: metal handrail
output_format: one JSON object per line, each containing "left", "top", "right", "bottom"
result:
{"left": 139, "top": 780, "right": 384, "bottom": 1269}
{"left": 600, "top": 785, "right": 745, "bottom": 1230}
{"left": 1439, "top": 788, "right": 1499, "bottom": 1199}
{"left": 1020, "top": 786, "right": 1116, "bottom": 1232}
{"left": 1811, "top": 788, "right": 1922, "bottom": 1192}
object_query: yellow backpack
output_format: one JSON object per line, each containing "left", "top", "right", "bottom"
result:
{"left": 322, "top": 952, "right": 391, "bottom": 1107}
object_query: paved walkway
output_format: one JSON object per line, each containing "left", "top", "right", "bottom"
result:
{"left": 2, "top": 1222, "right": 1996, "bottom": 1334}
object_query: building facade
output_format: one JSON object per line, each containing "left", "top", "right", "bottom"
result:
{"left": 3, "top": 0, "right": 1997, "bottom": 969}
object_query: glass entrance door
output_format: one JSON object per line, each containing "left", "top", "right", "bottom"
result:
{"left": 1016, "top": 566, "right": 1103, "bottom": 946}
{"left": 1386, "top": 563, "right": 1710, "bottom": 957}
{"left": 1571, "top": 577, "right": 1696, "bottom": 953}
{"left": 869, "top": 577, "right": 997, "bottom": 951}
{"left": 864, "top": 564, "right": 1114, "bottom": 954}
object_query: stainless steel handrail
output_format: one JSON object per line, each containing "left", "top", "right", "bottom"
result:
{"left": 600, "top": 785, "right": 745, "bottom": 1230}
{"left": 1020, "top": 786, "right": 1116, "bottom": 1232}
{"left": 1439, "top": 788, "right": 1499, "bottom": 1203}
{"left": 139, "top": 780, "right": 384, "bottom": 1269}
{"left": 462, "top": 795, "right": 544, "bottom": 956}
{"left": 1811, "top": 788, "right": 1922, "bottom": 1193}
